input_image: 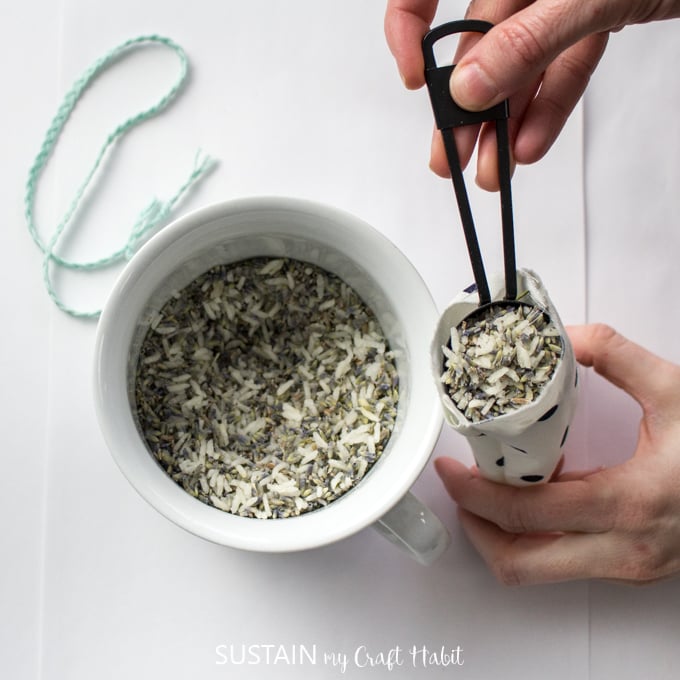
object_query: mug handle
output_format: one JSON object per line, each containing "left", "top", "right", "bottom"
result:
{"left": 373, "top": 492, "right": 450, "bottom": 565}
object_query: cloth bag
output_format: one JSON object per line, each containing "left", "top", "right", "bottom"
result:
{"left": 431, "top": 269, "right": 578, "bottom": 486}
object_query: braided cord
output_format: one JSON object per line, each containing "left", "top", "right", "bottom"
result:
{"left": 25, "top": 35, "right": 216, "bottom": 318}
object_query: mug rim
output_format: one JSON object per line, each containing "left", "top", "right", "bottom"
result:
{"left": 94, "top": 196, "right": 442, "bottom": 552}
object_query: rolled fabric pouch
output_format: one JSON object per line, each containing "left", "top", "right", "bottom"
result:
{"left": 431, "top": 268, "right": 579, "bottom": 486}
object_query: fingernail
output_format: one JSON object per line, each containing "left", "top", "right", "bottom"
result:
{"left": 450, "top": 63, "right": 498, "bottom": 110}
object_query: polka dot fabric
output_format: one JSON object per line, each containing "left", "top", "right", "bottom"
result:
{"left": 431, "top": 269, "right": 579, "bottom": 486}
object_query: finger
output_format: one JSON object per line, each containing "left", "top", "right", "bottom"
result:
{"left": 430, "top": 124, "right": 482, "bottom": 178}
{"left": 457, "top": 509, "right": 631, "bottom": 585}
{"left": 431, "top": 77, "right": 536, "bottom": 184}
{"left": 425, "top": 28, "right": 484, "bottom": 177}
{"left": 474, "top": 119, "right": 519, "bottom": 191}
{"left": 449, "top": 0, "right": 535, "bottom": 187}
{"left": 513, "top": 32, "right": 608, "bottom": 163}
{"left": 450, "top": 0, "right": 618, "bottom": 111}
{"left": 567, "top": 324, "right": 680, "bottom": 414}
{"left": 434, "top": 456, "right": 614, "bottom": 533}
{"left": 554, "top": 465, "right": 606, "bottom": 482}
{"left": 546, "top": 457, "right": 607, "bottom": 483}
{"left": 384, "top": 0, "right": 439, "bottom": 89}
{"left": 428, "top": 0, "right": 536, "bottom": 178}
{"left": 429, "top": 128, "right": 449, "bottom": 177}
{"left": 472, "top": 71, "right": 541, "bottom": 190}
{"left": 442, "top": 1, "right": 535, "bottom": 70}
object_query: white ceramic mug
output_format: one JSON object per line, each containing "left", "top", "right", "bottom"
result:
{"left": 94, "top": 197, "right": 449, "bottom": 564}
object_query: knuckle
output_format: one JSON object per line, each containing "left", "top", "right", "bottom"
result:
{"left": 491, "top": 556, "right": 524, "bottom": 586}
{"left": 587, "top": 323, "right": 628, "bottom": 369}
{"left": 615, "top": 483, "right": 666, "bottom": 532}
{"left": 529, "top": 92, "right": 570, "bottom": 137}
{"left": 591, "top": 481, "right": 619, "bottom": 530}
{"left": 498, "top": 493, "right": 535, "bottom": 534}
{"left": 558, "top": 50, "right": 597, "bottom": 87}
{"left": 588, "top": 322, "right": 619, "bottom": 348}
{"left": 613, "top": 486, "right": 672, "bottom": 582}
{"left": 619, "top": 541, "right": 666, "bottom": 583}
{"left": 494, "top": 17, "right": 549, "bottom": 70}
{"left": 464, "top": 0, "right": 476, "bottom": 20}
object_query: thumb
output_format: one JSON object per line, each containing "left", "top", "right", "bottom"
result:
{"left": 450, "top": 0, "right": 615, "bottom": 110}
{"left": 567, "top": 324, "right": 680, "bottom": 415}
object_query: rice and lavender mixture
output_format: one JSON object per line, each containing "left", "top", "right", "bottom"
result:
{"left": 134, "top": 257, "right": 399, "bottom": 519}
{"left": 440, "top": 303, "right": 562, "bottom": 422}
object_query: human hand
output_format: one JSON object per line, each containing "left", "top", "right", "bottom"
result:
{"left": 435, "top": 324, "right": 680, "bottom": 585}
{"left": 384, "top": 0, "right": 680, "bottom": 190}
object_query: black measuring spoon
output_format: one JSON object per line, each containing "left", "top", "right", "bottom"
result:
{"left": 423, "top": 20, "right": 523, "bottom": 317}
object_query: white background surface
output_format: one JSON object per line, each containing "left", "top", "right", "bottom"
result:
{"left": 1, "top": 1, "right": 679, "bottom": 678}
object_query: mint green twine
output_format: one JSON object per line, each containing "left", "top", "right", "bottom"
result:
{"left": 24, "top": 35, "right": 217, "bottom": 319}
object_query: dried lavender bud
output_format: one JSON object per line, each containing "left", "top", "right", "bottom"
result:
{"left": 440, "top": 303, "right": 562, "bottom": 423}
{"left": 134, "top": 257, "right": 399, "bottom": 519}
